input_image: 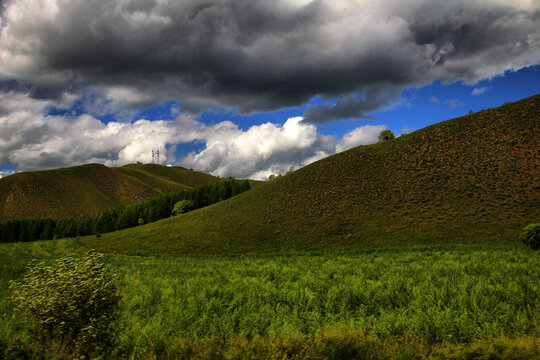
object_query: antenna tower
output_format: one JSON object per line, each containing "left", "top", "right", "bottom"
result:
{"left": 151, "top": 147, "right": 160, "bottom": 164}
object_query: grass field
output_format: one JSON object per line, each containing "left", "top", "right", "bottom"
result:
{"left": 1, "top": 240, "right": 538, "bottom": 359}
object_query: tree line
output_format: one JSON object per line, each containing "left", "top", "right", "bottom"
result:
{"left": 0, "top": 179, "right": 251, "bottom": 243}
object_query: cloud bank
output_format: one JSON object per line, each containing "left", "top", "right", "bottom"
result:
{"left": 0, "top": 0, "right": 539, "bottom": 119}
{"left": 0, "top": 92, "right": 384, "bottom": 179}
{"left": 180, "top": 117, "right": 385, "bottom": 179}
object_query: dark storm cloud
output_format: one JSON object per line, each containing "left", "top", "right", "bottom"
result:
{"left": 1, "top": 0, "right": 539, "bottom": 122}
{"left": 303, "top": 86, "right": 402, "bottom": 124}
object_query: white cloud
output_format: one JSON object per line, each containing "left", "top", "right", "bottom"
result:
{"left": 0, "top": 92, "right": 385, "bottom": 179}
{"left": 471, "top": 87, "right": 488, "bottom": 96}
{"left": 181, "top": 118, "right": 385, "bottom": 179}
{"left": 336, "top": 125, "right": 387, "bottom": 153}
{"left": 429, "top": 96, "right": 439, "bottom": 103}
{"left": 0, "top": 92, "right": 199, "bottom": 170}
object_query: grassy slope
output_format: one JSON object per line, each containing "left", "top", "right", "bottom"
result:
{"left": 112, "top": 163, "right": 221, "bottom": 193}
{"left": 85, "top": 95, "right": 540, "bottom": 255}
{"left": 115, "top": 163, "right": 266, "bottom": 190}
{"left": 0, "top": 164, "right": 222, "bottom": 221}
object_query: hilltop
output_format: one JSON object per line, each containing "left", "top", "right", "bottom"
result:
{"left": 85, "top": 95, "right": 540, "bottom": 255}
{"left": 0, "top": 163, "right": 222, "bottom": 221}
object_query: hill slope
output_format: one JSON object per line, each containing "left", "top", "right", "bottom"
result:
{"left": 0, "top": 164, "right": 222, "bottom": 221}
{"left": 112, "top": 163, "right": 221, "bottom": 193}
{"left": 86, "top": 95, "right": 540, "bottom": 255}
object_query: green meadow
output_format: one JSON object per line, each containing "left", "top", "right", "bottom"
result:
{"left": 1, "top": 240, "right": 538, "bottom": 359}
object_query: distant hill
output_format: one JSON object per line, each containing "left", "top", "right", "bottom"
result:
{"left": 0, "top": 163, "right": 222, "bottom": 221}
{"left": 85, "top": 95, "right": 540, "bottom": 255}
{"left": 113, "top": 163, "right": 221, "bottom": 193}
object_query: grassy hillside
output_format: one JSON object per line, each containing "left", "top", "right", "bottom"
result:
{"left": 112, "top": 163, "right": 221, "bottom": 193}
{"left": 85, "top": 95, "right": 540, "bottom": 255}
{"left": 0, "top": 163, "right": 222, "bottom": 221}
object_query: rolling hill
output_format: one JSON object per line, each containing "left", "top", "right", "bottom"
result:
{"left": 113, "top": 163, "right": 222, "bottom": 193}
{"left": 84, "top": 95, "right": 540, "bottom": 255}
{"left": 0, "top": 163, "right": 222, "bottom": 221}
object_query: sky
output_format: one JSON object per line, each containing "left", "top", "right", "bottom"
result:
{"left": 1, "top": 0, "right": 539, "bottom": 180}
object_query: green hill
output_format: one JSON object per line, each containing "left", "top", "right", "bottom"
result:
{"left": 112, "top": 163, "right": 222, "bottom": 193}
{"left": 0, "top": 163, "right": 222, "bottom": 221}
{"left": 84, "top": 95, "right": 540, "bottom": 255}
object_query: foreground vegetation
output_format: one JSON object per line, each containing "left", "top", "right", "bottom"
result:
{"left": 1, "top": 241, "right": 538, "bottom": 359}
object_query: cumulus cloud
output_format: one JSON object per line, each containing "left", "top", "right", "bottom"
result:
{"left": 0, "top": 92, "right": 383, "bottom": 178}
{"left": 0, "top": 92, "right": 200, "bottom": 170}
{"left": 429, "top": 96, "right": 440, "bottom": 103}
{"left": 181, "top": 118, "right": 385, "bottom": 179}
{"left": 0, "top": 0, "right": 538, "bottom": 119}
{"left": 336, "top": 125, "right": 386, "bottom": 153}
{"left": 471, "top": 87, "right": 488, "bottom": 96}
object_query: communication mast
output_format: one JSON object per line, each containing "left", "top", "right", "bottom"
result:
{"left": 151, "top": 147, "right": 160, "bottom": 164}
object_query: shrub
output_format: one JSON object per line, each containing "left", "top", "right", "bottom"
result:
{"left": 378, "top": 130, "right": 395, "bottom": 142}
{"left": 172, "top": 200, "right": 195, "bottom": 216}
{"left": 520, "top": 223, "right": 540, "bottom": 250}
{"left": 9, "top": 251, "right": 121, "bottom": 357}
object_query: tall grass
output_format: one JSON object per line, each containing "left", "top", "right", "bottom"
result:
{"left": 1, "top": 244, "right": 538, "bottom": 358}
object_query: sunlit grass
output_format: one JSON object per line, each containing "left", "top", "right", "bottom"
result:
{"left": 1, "top": 242, "right": 537, "bottom": 358}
